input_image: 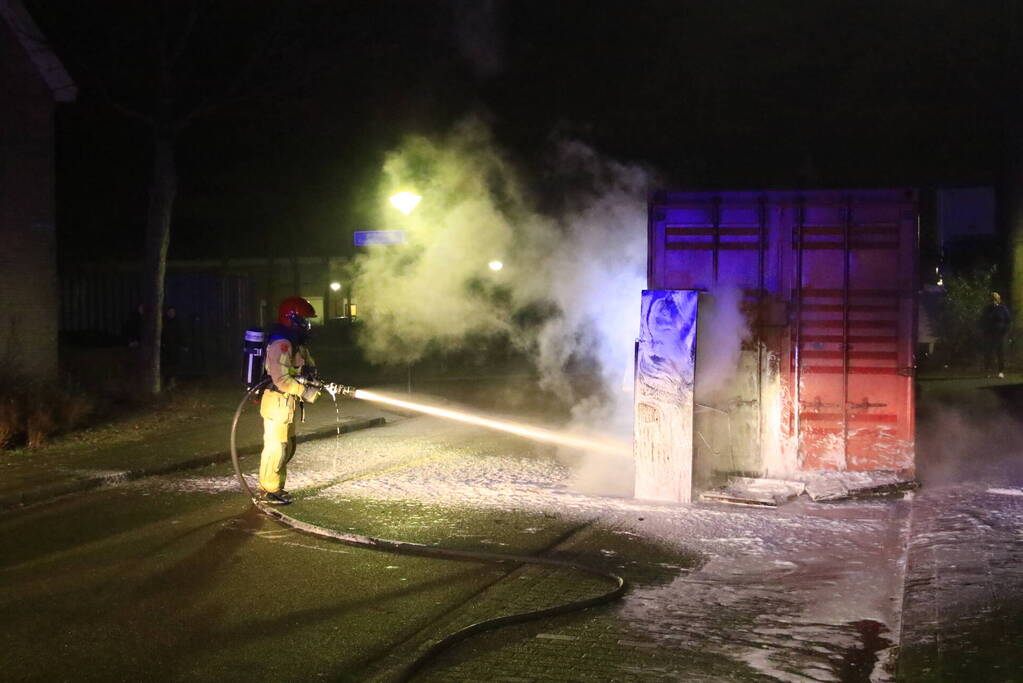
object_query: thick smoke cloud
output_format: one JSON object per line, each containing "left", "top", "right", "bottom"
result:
{"left": 695, "top": 284, "right": 751, "bottom": 403}
{"left": 350, "top": 118, "right": 762, "bottom": 497}
{"left": 348, "top": 118, "right": 652, "bottom": 440}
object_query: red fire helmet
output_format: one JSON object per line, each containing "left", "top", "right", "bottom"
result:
{"left": 277, "top": 296, "right": 317, "bottom": 328}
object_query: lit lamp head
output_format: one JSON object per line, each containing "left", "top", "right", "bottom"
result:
{"left": 329, "top": 282, "right": 341, "bottom": 292}
{"left": 389, "top": 191, "right": 422, "bottom": 215}
{"left": 488, "top": 260, "right": 504, "bottom": 271}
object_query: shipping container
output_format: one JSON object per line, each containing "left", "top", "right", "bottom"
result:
{"left": 646, "top": 190, "right": 917, "bottom": 493}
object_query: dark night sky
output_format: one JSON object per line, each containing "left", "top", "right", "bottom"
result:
{"left": 26, "top": 0, "right": 1014, "bottom": 261}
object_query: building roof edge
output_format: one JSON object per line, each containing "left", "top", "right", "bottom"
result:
{"left": 0, "top": 0, "right": 78, "bottom": 102}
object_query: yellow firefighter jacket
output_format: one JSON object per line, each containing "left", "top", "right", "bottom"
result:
{"left": 259, "top": 337, "right": 317, "bottom": 423}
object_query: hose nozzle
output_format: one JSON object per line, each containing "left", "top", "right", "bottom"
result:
{"left": 295, "top": 375, "right": 355, "bottom": 399}
{"left": 323, "top": 383, "right": 356, "bottom": 399}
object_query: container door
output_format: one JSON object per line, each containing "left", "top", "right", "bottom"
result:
{"left": 794, "top": 201, "right": 849, "bottom": 470}
{"left": 647, "top": 195, "right": 774, "bottom": 478}
{"left": 844, "top": 200, "right": 916, "bottom": 471}
{"left": 794, "top": 195, "right": 916, "bottom": 472}
{"left": 634, "top": 290, "right": 699, "bottom": 503}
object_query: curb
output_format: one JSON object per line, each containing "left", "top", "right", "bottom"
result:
{"left": 0, "top": 416, "right": 387, "bottom": 512}
{"left": 886, "top": 491, "right": 917, "bottom": 679}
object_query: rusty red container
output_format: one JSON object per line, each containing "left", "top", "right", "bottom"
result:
{"left": 648, "top": 190, "right": 917, "bottom": 479}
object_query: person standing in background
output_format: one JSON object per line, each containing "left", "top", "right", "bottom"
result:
{"left": 161, "top": 306, "right": 185, "bottom": 389}
{"left": 124, "top": 303, "right": 144, "bottom": 348}
{"left": 980, "top": 292, "right": 1011, "bottom": 379}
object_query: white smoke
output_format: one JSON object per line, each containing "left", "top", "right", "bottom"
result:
{"left": 349, "top": 118, "right": 651, "bottom": 443}
{"left": 349, "top": 120, "right": 526, "bottom": 362}
{"left": 347, "top": 121, "right": 779, "bottom": 498}
{"left": 532, "top": 140, "right": 650, "bottom": 429}
{"left": 695, "top": 284, "right": 752, "bottom": 403}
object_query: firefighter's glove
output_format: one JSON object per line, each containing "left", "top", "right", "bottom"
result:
{"left": 295, "top": 375, "right": 321, "bottom": 403}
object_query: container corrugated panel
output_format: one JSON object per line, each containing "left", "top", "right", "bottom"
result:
{"left": 648, "top": 190, "right": 917, "bottom": 476}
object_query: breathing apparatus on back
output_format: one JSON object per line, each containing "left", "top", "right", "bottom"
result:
{"left": 242, "top": 328, "right": 267, "bottom": 391}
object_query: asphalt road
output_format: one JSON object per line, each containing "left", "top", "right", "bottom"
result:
{"left": 2, "top": 477, "right": 498, "bottom": 681}
{"left": 2, "top": 400, "right": 926, "bottom": 682}
{"left": 0, "top": 418, "right": 644, "bottom": 682}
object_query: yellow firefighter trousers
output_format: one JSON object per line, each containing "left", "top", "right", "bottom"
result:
{"left": 259, "top": 391, "right": 299, "bottom": 492}
{"left": 259, "top": 418, "right": 297, "bottom": 492}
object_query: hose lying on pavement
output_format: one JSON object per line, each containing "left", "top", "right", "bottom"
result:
{"left": 230, "top": 380, "right": 627, "bottom": 682}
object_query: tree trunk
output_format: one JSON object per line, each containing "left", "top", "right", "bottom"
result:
{"left": 141, "top": 132, "right": 177, "bottom": 395}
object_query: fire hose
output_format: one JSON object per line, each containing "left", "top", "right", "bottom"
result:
{"left": 230, "top": 378, "right": 627, "bottom": 681}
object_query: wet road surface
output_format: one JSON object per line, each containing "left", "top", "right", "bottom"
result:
{"left": 2, "top": 412, "right": 915, "bottom": 682}
{"left": 0, "top": 438, "right": 579, "bottom": 681}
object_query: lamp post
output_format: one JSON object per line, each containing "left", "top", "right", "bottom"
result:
{"left": 328, "top": 281, "right": 342, "bottom": 319}
{"left": 389, "top": 191, "right": 422, "bottom": 215}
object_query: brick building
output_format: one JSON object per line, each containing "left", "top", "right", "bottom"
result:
{"left": 0, "top": 0, "right": 76, "bottom": 380}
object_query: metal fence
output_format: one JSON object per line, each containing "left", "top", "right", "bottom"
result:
{"left": 60, "top": 265, "right": 258, "bottom": 376}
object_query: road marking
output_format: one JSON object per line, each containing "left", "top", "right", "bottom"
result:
{"left": 227, "top": 524, "right": 352, "bottom": 554}
{"left": 276, "top": 540, "right": 351, "bottom": 554}
{"left": 987, "top": 488, "right": 1023, "bottom": 497}
{"left": 254, "top": 530, "right": 291, "bottom": 539}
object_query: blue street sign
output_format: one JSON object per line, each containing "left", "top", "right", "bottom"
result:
{"left": 354, "top": 230, "right": 406, "bottom": 246}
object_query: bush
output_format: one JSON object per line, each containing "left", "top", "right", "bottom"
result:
{"left": 0, "top": 381, "right": 99, "bottom": 450}
{"left": 0, "top": 398, "right": 22, "bottom": 449}
{"left": 937, "top": 268, "right": 995, "bottom": 367}
{"left": 26, "top": 405, "right": 56, "bottom": 448}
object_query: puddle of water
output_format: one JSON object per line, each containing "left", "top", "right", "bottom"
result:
{"left": 839, "top": 619, "right": 892, "bottom": 682}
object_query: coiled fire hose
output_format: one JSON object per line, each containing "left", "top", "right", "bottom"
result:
{"left": 230, "top": 379, "right": 627, "bottom": 681}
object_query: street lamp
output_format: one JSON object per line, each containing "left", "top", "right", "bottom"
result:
{"left": 488, "top": 260, "right": 504, "bottom": 271}
{"left": 329, "top": 281, "right": 341, "bottom": 291}
{"left": 389, "top": 191, "right": 422, "bottom": 215}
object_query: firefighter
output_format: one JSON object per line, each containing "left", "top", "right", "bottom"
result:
{"left": 258, "top": 296, "right": 322, "bottom": 504}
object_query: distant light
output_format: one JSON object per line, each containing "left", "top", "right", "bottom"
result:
{"left": 389, "top": 191, "right": 422, "bottom": 215}
{"left": 488, "top": 260, "right": 503, "bottom": 271}
{"left": 329, "top": 282, "right": 341, "bottom": 291}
